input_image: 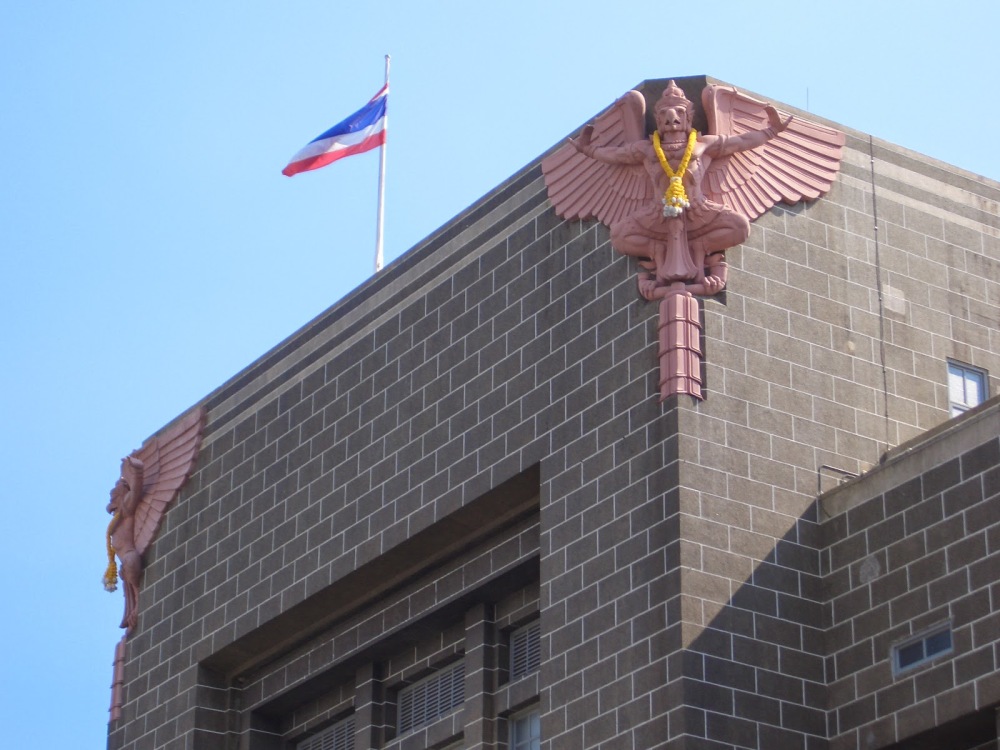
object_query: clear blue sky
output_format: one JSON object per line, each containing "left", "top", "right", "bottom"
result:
{"left": 1, "top": 2, "right": 997, "bottom": 746}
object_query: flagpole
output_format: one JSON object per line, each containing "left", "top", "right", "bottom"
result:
{"left": 374, "top": 54, "right": 390, "bottom": 273}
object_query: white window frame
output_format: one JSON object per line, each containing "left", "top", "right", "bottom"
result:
{"left": 948, "top": 360, "right": 987, "bottom": 416}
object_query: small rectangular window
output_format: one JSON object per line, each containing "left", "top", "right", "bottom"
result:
{"left": 510, "top": 709, "right": 541, "bottom": 750}
{"left": 297, "top": 715, "right": 354, "bottom": 750}
{"left": 948, "top": 361, "right": 987, "bottom": 416}
{"left": 397, "top": 662, "right": 465, "bottom": 735}
{"left": 893, "top": 624, "right": 952, "bottom": 674}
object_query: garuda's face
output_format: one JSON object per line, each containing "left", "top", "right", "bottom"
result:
{"left": 655, "top": 105, "right": 690, "bottom": 134}
{"left": 107, "top": 476, "right": 127, "bottom": 514}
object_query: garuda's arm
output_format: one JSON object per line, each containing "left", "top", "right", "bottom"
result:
{"left": 704, "top": 104, "right": 792, "bottom": 158}
{"left": 542, "top": 89, "right": 653, "bottom": 226}
{"left": 570, "top": 124, "right": 646, "bottom": 166}
{"left": 701, "top": 84, "right": 845, "bottom": 220}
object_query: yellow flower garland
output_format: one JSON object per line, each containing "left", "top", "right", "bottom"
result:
{"left": 103, "top": 513, "right": 119, "bottom": 592}
{"left": 652, "top": 129, "right": 698, "bottom": 217}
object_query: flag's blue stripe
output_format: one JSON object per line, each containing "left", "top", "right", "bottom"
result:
{"left": 308, "top": 95, "right": 387, "bottom": 145}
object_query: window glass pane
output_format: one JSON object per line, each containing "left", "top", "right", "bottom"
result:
{"left": 965, "top": 371, "right": 984, "bottom": 406}
{"left": 948, "top": 365, "right": 966, "bottom": 404}
{"left": 925, "top": 628, "right": 952, "bottom": 656}
{"left": 897, "top": 641, "right": 924, "bottom": 669}
{"left": 511, "top": 710, "right": 541, "bottom": 750}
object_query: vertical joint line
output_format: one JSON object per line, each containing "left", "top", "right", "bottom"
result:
{"left": 869, "top": 135, "right": 891, "bottom": 456}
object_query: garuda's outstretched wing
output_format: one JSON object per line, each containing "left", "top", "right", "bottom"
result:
{"left": 132, "top": 406, "right": 205, "bottom": 556}
{"left": 701, "top": 84, "right": 845, "bottom": 220}
{"left": 541, "top": 90, "right": 653, "bottom": 226}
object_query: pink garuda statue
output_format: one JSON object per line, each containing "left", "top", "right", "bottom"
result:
{"left": 103, "top": 406, "right": 205, "bottom": 631}
{"left": 542, "top": 80, "right": 844, "bottom": 400}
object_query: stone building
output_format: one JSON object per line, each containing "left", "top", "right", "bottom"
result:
{"left": 106, "top": 76, "right": 1000, "bottom": 750}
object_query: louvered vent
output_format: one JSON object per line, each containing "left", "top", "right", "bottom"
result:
{"left": 297, "top": 715, "right": 354, "bottom": 750}
{"left": 510, "top": 620, "right": 541, "bottom": 680}
{"left": 397, "top": 662, "right": 465, "bottom": 734}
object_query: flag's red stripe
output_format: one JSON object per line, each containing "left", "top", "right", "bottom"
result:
{"left": 282, "top": 130, "right": 386, "bottom": 177}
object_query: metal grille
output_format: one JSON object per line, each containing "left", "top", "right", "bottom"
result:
{"left": 509, "top": 620, "right": 541, "bottom": 680}
{"left": 397, "top": 662, "right": 465, "bottom": 734}
{"left": 297, "top": 715, "right": 354, "bottom": 750}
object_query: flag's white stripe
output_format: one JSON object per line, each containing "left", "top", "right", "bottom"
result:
{"left": 288, "top": 118, "right": 385, "bottom": 163}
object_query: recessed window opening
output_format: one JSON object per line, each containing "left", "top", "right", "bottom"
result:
{"left": 397, "top": 661, "right": 465, "bottom": 735}
{"left": 893, "top": 624, "right": 953, "bottom": 674}
{"left": 948, "top": 361, "right": 987, "bottom": 416}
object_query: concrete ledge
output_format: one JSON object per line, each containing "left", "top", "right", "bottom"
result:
{"left": 820, "top": 394, "right": 1000, "bottom": 518}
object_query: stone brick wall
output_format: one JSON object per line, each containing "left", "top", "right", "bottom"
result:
{"left": 109, "top": 145, "right": 686, "bottom": 748}
{"left": 108, "top": 77, "right": 1000, "bottom": 750}
{"left": 666, "top": 100, "right": 1000, "bottom": 748}
{"left": 822, "top": 402, "right": 1000, "bottom": 749}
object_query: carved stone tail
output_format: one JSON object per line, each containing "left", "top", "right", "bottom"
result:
{"left": 658, "top": 291, "right": 703, "bottom": 401}
{"left": 109, "top": 636, "right": 127, "bottom": 723}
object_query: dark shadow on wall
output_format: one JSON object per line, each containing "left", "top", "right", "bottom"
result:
{"left": 676, "top": 427, "right": 1000, "bottom": 750}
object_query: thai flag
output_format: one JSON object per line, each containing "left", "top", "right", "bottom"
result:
{"left": 282, "top": 85, "right": 388, "bottom": 176}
